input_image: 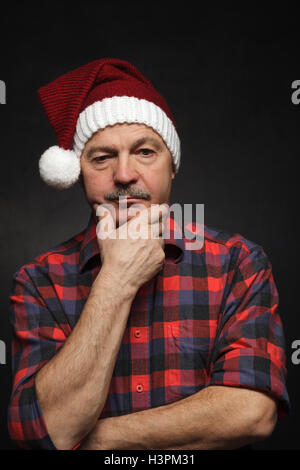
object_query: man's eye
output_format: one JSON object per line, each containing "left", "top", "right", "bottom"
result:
{"left": 138, "top": 148, "right": 154, "bottom": 156}
{"left": 93, "top": 156, "right": 109, "bottom": 163}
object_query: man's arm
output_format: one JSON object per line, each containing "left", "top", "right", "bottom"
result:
{"left": 78, "top": 241, "right": 286, "bottom": 451}
{"left": 35, "top": 267, "right": 136, "bottom": 450}
{"left": 34, "top": 205, "right": 167, "bottom": 450}
{"left": 79, "top": 385, "right": 277, "bottom": 450}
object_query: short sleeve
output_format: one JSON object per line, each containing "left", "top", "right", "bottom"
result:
{"left": 7, "top": 266, "right": 67, "bottom": 449}
{"left": 208, "top": 245, "right": 290, "bottom": 418}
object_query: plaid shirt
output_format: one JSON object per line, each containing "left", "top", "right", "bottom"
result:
{"left": 8, "top": 211, "right": 290, "bottom": 449}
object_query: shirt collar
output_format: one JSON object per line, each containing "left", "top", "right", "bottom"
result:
{"left": 79, "top": 207, "right": 185, "bottom": 272}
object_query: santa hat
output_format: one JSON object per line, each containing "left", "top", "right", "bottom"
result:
{"left": 38, "top": 58, "right": 181, "bottom": 189}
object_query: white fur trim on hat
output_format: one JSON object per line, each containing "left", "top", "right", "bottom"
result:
{"left": 73, "top": 96, "right": 181, "bottom": 172}
{"left": 39, "top": 146, "right": 81, "bottom": 189}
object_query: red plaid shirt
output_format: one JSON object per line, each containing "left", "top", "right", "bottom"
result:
{"left": 8, "top": 211, "right": 290, "bottom": 449}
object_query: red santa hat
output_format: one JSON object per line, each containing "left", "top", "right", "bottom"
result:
{"left": 38, "top": 58, "right": 181, "bottom": 189}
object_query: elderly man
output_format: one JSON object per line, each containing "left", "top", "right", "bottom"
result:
{"left": 8, "top": 58, "right": 290, "bottom": 450}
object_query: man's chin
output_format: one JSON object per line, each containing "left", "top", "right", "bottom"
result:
{"left": 116, "top": 202, "right": 148, "bottom": 227}
{"left": 92, "top": 200, "right": 150, "bottom": 228}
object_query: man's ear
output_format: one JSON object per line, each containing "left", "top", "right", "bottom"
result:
{"left": 171, "top": 161, "right": 176, "bottom": 179}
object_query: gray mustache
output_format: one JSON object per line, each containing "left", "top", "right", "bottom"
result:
{"left": 105, "top": 189, "right": 151, "bottom": 201}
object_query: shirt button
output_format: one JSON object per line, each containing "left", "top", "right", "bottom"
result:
{"left": 136, "top": 384, "right": 143, "bottom": 393}
{"left": 134, "top": 329, "right": 141, "bottom": 338}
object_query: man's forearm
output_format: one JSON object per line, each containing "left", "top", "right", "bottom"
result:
{"left": 35, "top": 267, "right": 136, "bottom": 450}
{"left": 79, "top": 385, "right": 277, "bottom": 450}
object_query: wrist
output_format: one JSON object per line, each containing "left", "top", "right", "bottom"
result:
{"left": 92, "top": 265, "right": 137, "bottom": 301}
{"left": 80, "top": 418, "right": 117, "bottom": 450}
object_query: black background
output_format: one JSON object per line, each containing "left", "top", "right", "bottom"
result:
{"left": 0, "top": 2, "right": 299, "bottom": 450}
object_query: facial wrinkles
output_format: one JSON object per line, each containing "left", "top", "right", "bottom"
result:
{"left": 81, "top": 125, "right": 174, "bottom": 205}
{"left": 89, "top": 131, "right": 161, "bottom": 201}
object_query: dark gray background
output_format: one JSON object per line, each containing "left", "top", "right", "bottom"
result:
{"left": 0, "top": 2, "right": 299, "bottom": 450}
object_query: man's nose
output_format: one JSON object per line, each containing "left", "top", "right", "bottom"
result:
{"left": 113, "top": 154, "right": 139, "bottom": 185}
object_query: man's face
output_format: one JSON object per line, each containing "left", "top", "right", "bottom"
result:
{"left": 80, "top": 123, "right": 175, "bottom": 227}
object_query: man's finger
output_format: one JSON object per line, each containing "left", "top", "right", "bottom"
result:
{"left": 132, "top": 203, "right": 169, "bottom": 226}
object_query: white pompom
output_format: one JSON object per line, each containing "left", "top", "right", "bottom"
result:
{"left": 39, "top": 146, "right": 81, "bottom": 189}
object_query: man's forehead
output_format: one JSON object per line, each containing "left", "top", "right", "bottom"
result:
{"left": 86, "top": 123, "right": 165, "bottom": 147}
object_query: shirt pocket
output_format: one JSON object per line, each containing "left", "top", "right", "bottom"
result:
{"left": 170, "top": 320, "right": 213, "bottom": 360}
{"left": 163, "top": 321, "right": 212, "bottom": 404}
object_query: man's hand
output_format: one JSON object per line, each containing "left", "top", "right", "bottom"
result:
{"left": 96, "top": 203, "right": 169, "bottom": 292}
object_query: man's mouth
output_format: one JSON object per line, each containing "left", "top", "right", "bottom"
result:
{"left": 122, "top": 197, "right": 142, "bottom": 200}
{"left": 118, "top": 195, "right": 143, "bottom": 199}
{"left": 117, "top": 196, "right": 145, "bottom": 203}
